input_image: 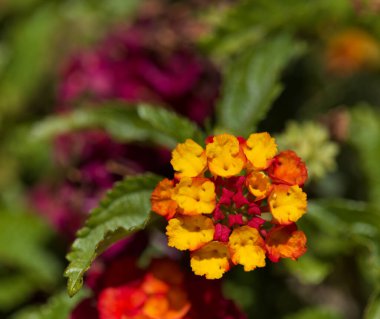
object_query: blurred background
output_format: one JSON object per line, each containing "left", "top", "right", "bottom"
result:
{"left": 2, "top": 0, "right": 380, "bottom": 318}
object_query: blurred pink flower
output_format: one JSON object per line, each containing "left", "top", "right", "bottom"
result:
{"left": 30, "top": 15, "right": 220, "bottom": 239}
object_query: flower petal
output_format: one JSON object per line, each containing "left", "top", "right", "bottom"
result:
{"left": 268, "top": 185, "right": 307, "bottom": 225}
{"left": 243, "top": 132, "right": 277, "bottom": 170}
{"left": 266, "top": 224, "right": 307, "bottom": 262}
{"left": 166, "top": 215, "right": 214, "bottom": 251}
{"left": 190, "top": 241, "right": 230, "bottom": 279}
{"left": 228, "top": 226, "right": 266, "bottom": 271}
{"left": 171, "top": 139, "right": 207, "bottom": 178}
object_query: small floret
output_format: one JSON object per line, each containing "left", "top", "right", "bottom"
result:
{"left": 171, "top": 139, "right": 207, "bottom": 178}
{"left": 205, "top": 134, "right": 246, "bottom": 177}
{"left": 166, "top": 215, "right": 214, "bottom": 251}
{"left": 228, "top": 226, "right": 266, "bottom": 271}
{"left": 268, "top": 185, "right": 307, "bottom": 224}
{"left": 190, "top": 241, "right": 230, "bottom": 279}
{"left": 243, "top": 133, "right": 277, "bottom": 170}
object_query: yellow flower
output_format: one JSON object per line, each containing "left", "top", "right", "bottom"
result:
{"left": 190, "top": 242, "right": 230, "bottom": 279}
{"left": 268, "top": 185, "right": 307, "bottom": 225}
{"left": 228, "top": 226, "right": 266, "bottom": 271}
{"left": 172, "top": 177, "right": 216, "bottom": 215}
{"left": 205, "top": 134, "right": 246, "bottom": 177}
{"left": 246, "top": 171, "right": 272, "bottom": 201}
{"left": 166, "top": 215, "right": 214, "bottom": 251}
{"left": 243, "top": 132, "right": 277, "bottom": 170}
{"left": 171, "top": 139, "right": 207, "bottom": 178}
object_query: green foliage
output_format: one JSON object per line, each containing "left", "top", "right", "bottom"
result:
{"left": 32, "top": 103, "right": 204, "bottom": 149}
{"left": 0, "top": 0, "right": 141, "bottom": 122}
{"left": 284, "top": 307, "right": 343, "bottom": 319}
{"left": 306, "top": 199, "right": 380, "bottom": 280}
{"left": 64, "top": 173, "right": 161, "bottom": 297}
{"left": 0, "top": 4, "right": 59, "bottom": 120}
{"left": 201, "top": 0, "right": 351, "bottom": 59}
{"left": 0, "top": 212, "right": 61, "bottom": 310}
{"left": 11, "top": 290, "right": 89, "bottom": 319}
{"left": 215, "top": 34, "right": 305, "bottom": 136}
{"left": 364, "top": 290, "right": 380, "bottom": 319}
{"left": 284, "top": 254, "right": 331, "bottom": 285}
{"left": 349, "top": 105, "right": 380, "bottom": 208}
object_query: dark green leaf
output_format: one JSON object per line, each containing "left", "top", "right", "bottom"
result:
{"left": 64, "top": 173, "right": 161, "bottom": 297}
{"left": 215, "top": 33, "right": 305, "bottom": 136}
{"left": 32, "top": 103, "right": 204, "bottom": 149}
{"left": 11, "top": 290, "right": 89, "bottom": 319}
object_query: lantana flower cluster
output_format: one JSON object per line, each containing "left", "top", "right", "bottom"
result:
{"left": 151, "top": 133, "right": 308, "bottom": 279}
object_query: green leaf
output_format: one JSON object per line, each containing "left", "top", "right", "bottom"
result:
{"left": 201, "top": 0, "right": 350, "bottom": 60}
{"left": 11, "top": 290, "right": 89, "bottom": 319}
{"left": 215, "top": 33, "right": 305, "bottom": 136}
{"left": 64, "top": 173, "right": 161, "bottom": 297}
{"left": 284, "top": 254, "right": 331, "bottom": 285}
{"left": 137, "top": 104, "right": 204, "bottom": 144}
{"left": 364, "top": 290, "right": 380, "bottom": 319}
{"left": 32, "top": 103, "right": 204, "bottom": 149}
{"left": 0, "top": 4, "right": 59, "bottom": 119}
{"left": 284, "top": 307, "right": 343, "bottom": 319}
{"left": 0, "top": 274, "right": 42, "bottom": 311}
{"left": 0, "top": 212, "right": 62, "bottom": 310}
{"left": 305, "top": 199, "right": 380, "bottom": 279}
{"left": 349, "top": 105, "right": 380, "bottom": 207}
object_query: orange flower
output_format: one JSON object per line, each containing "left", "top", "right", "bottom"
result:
{"left": 98, "top": 260, "right": 190, "bottom": 319}
{"left": 325, "top": 28, "right": 380, "bottom": 75}
{"left": 267, "top": 150, "right": 308, "bottom": 186}
{"left": 151, "top": 179, "right": 178, "bottom": 219}
{"left": 246, "top": 171, "right": 272, "bottom": 201}
{"left": 265, "top": 224, "right": 307, "bottom": 262}
{"left": 151, "top": 132, "right": 309, "bottom": 278}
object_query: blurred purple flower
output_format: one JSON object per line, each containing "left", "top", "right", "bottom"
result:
{"left": 30, "top": 14, "right": 220, "bottom": 240}
{"left": 58, "top": 19, "right": 220, "bottom": 124}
